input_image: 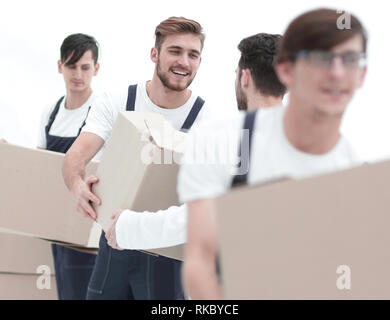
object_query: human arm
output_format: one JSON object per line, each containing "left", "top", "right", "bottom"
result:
{"left": 62, "top": 132, "right": 104, "bottom": 220}
{"left": 106, "top": 204, "right": 188, "bottom": 250}
{"left": 184, "top": 198, "right": 222, "bottom": 300}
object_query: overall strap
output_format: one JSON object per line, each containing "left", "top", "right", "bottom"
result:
{"left": 231, "top": 109, "right": 258, "bottom": 188}
{"left": 77, "top": 106, "right": 92, "bottom": 136}
{"left": 126, "top": 84, "right": 138, "bottom": 111}
{"left": 180, "top": 96, "right": 205, "bottom": 131}
{"left": 46, "top": 96, "right": 65, "bottom": 132}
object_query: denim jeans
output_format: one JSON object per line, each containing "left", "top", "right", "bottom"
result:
{"left": 86, "top": 231, "right": 184, "bottom": 300}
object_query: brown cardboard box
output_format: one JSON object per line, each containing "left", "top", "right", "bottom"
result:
{"left": 93, "top": 112, "right": 185, "bottom": 260}
{"left": 0, "top": 273, "right": 57, "bottom": 300}
{"left": 0, "top": 143, "right": 101, "bottom": 248}
{"left": 216, "top": 160, "right": 390, "bottom": 299}
{"left": 0, "top": 230, "right": 55, "bottom": 274}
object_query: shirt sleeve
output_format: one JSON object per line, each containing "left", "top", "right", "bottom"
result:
{"left": 82, "top": 92, "right": 116, "bottom": 142}
{"left": 36, "top": 104, "right": 53, "bottom": 149}
{"left": 115, "top": 205, "right": 188, "bottom": 250}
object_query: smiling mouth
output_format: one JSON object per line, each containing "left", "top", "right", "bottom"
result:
{"left": 322, "top": 89, "right": 349, "bottom": 96}
{"left": 171, "top": 70, "right": 189, "bottom": 77}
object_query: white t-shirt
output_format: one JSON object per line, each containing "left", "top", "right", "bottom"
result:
{"left": 37, "top": 93, "right": 103, "bottom": 161}
{"left": 178, "top": 105, "right": 361, "bottom": 203}
{"left": 81, "top": 81, "right": 209, "bottom": 250}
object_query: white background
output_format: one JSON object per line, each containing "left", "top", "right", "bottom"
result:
{"left": 0, "top": 0, "right": 389, "bottom": 162}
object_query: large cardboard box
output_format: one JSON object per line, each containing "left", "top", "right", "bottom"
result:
{"left": 0, "top": 143, "right": 101, "bottom": 248}
{"left": 93, "top": 112, "right": 185, "bottom": 260}
{"left": 0, "top": 229, "right": 58, "bottom": 299}
{"left": 0, "top": 229, "right": 55, "bottom": 274}
{"left": 216, "top": 160, "right": 390, "bottom": 299}
{"left": 0, "top": 273, "right": 57, "bottom": 300}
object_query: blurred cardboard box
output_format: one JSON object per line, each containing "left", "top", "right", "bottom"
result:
{"left": 93, "top": 112, "right": 185, "bottom": 261}
{"left": 0, "top": 143, "right": 101, "bottom": 248}
{"left": 0, "top": 273, "right": 57, "bottom": 300}
{"left": 0, "top": 229, "right": 55, "bottom": 274}
{"left": 0, "top": 229, "right": 57, "bottom": 300}
{"left": 216, "top": 160, "right": 390, "bottom": 299}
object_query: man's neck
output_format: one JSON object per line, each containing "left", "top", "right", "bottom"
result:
{"left": 146, "top": 75, "right": 191, "bottom": 109}
{"left": 65, "top": 87, "right": 93, "bottom": 110}
{"left": 283, "top": 96, "right": 342, "bottom": 155}
{"left": 247, "top": 93, "right": 283, "bottom": 111}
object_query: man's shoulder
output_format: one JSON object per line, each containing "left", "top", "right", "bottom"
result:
{"left": 93, "top": 85, "right": 133, "bottom": 110}
{"left": 41, "top": 96, "right": 65, "bottom": 117}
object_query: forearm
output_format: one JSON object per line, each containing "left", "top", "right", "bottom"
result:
{"left": 116, "top": 205, "right": 187, "bottom": 250}
{"left": 184, "top": 199, "right": 222, "bottom": 299}
{"left": 184, "top": 250, "right": 223, "bottom": 299}
{"left": 63, "top": 148, "right": 87, "bottom": 191}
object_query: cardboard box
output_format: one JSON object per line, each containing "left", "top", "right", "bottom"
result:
{"left": 93, "top": 112, "right": 185, "bottom": 260}
{"left": 0, "top": 143, "right": 101, "bottom": 248}
{"left": 0, "top": 273, "right": 57, "bottom": 300}
{"left": 0, "top": 229, "right": 55, "bottom": 274}
{"left": 216, "top": 160, "right": 390, "bottom": 299}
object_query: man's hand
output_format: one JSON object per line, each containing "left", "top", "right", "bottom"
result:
{"left": 62, "top": 132, "right": 105, "bottom": 220}
{"left": 106, "top": 209, "right": 124, "bottom": 250}
{"left": 72, "top": 175, "right": 101, "bottom": 221}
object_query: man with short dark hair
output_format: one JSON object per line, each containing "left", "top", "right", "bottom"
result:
{"left": 63, "top": 17, "right": 208, "bottom": 300}
{"left": 235, "top": 33, "right": 286, "bottom": 110}
{"left": 37, "top": 33, "right": 100, "bottom": 299}
{"left": 178, "top": 8, "right": 368, "bottom": 299}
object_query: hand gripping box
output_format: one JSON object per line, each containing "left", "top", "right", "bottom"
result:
{"left": 93, "top": 111, "right": 184, "bottom": 261}
{"left": 216, "top": 160, "right": 390, "bottom": 299}
{"left": 0, "top": 142, "right": 101, "bottom": 248}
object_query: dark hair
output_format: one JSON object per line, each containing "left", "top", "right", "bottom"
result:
{"left": 155, "top": 17, "right": 205, "bottom": 51}
{"left": 60, "top": 33, "right": 99, "bottom": 66}
{"left": 238, "top": 33, "right": 286, "bottom": 97}
{"left": 276, "top": 8, "right": 368, "bottom": 63}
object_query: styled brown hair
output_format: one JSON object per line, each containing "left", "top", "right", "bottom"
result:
{"left": 154, "top": 16, "right": 205, "bottom": 51}
{"left": 276, "top": 8, "right": 367, "bottom": 63}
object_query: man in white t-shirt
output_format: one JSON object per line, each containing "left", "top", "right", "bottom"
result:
{"left": 177, "top": 8, "right": 368, "bottom": 299}
{"left": 62, "top": 17, "right": 207, "bottom": 300}
{"left": 104, "top": 32, "right": 287, "bottom": 252}
{"left": 37, "top": 33, "right": 100, "bottom": 300}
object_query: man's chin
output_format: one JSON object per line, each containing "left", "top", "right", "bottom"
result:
{"left": 164, "top": 81, "right": 190, "bottom": 92}
{"left": 69, "top": 86, "right": 86, "bottom": 93}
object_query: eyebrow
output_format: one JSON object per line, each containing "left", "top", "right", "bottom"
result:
{"left": 167, "top": 45, "right": 201, "bottom": 55}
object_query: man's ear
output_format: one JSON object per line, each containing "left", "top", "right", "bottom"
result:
{"left": 240, "top": 69, "right": 250, "bottom": 88}
{"left": 58, "top": 60, "right": 63, "bottom": 74}
{"left": 150, "top": 47, "right": 158, "bottom": 63}
{"left": 274, "top": 61, "right": 293, "bottom": 88}
{"left": 357, "top": 65, "right": 367, "bottom": 89}
{"left": 93, "top": 62, "right": 100, "bottom": 76}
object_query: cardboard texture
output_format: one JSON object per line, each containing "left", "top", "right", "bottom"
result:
{"left": 0, "top": 230, "right": 55, "bottom": 274}
{"left": 0, "top": 273, "right": 57, "bottom": 300}
{"left": 216, "top": 160, "right": 390, "bottom": 299}
{"left": 93, "top": 111, "right": 185, "bottom": 260}
{"left": 0, "top": 143, "right": 101, "bottom": 248}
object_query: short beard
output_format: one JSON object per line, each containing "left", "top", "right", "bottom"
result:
{"left": 156, "top": 59, "right": 194, "bottom": 92}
